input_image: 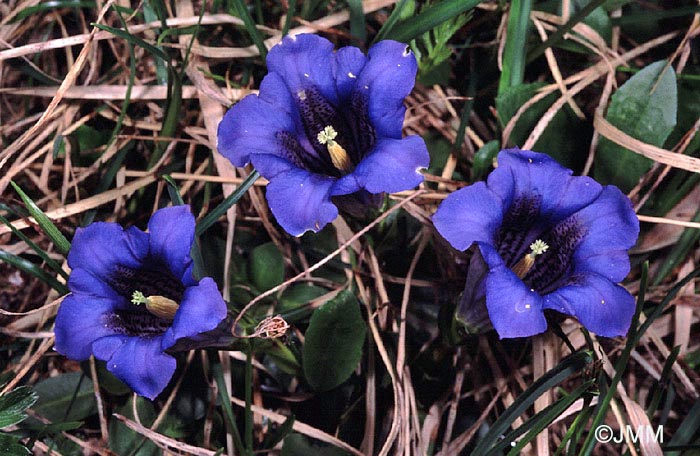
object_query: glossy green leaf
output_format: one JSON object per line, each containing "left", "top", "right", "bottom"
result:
{"left": 32, "top": 372, "right": 96, "bottom": 423}
{"left": 302, "top": 290, "right": 367, "bottom": 392}
{"left": 0, "top": 434, "right": 30, "bottom": 456}
{"left": 250, "top": 242, "right": 285, "bottom": 292}
{"left": 108, "top": 396, "right": 158, "bottom": 456}
{"left": 0, "top": 386, "right": 38, "bottom": 428}
{"left": 594, "top": 60, "right": 677, "bottom": 192}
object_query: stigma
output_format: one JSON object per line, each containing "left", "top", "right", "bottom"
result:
{"left": 317, "top": 125, "right": 352, "bottom": 172}
{"left": 131, "top": 290, "right": 179, "bottom": 320}
{"left": 512, "top": 239, "right": 549, "bottom": 279}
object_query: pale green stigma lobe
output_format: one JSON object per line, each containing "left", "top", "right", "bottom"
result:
{"left": 512, "top": 239, "right": 550, "bottom": 279}
{"left": 529, "top": 239, "right": 549, "bottom": 256}
{"left": 317, "top": 125, "right": 338, "bottom": 144}
{"left": 131, "top": 290, "right": 148, "bottom": 305}
{"left": 316, "top": 125, "right": 352, "bottom": 172}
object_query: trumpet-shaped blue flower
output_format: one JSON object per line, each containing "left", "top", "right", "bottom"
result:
{"left": 433, "top": 149, "right": 639, "bottom": 338}
{"left": 54, "top": 206, "right": 227, "bottom": 399}
{"left": 217, "top": 34, "right": 429, "bottom": 236}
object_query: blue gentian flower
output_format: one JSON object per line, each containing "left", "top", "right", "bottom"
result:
{"left": 217, "top": 34, "right": 429, "bottom": 236}
{"left": 54, "top": 206, "right": 227, "bottom": 399}
{"left": 433, "top": 149, "right": 639, "bottom": 338}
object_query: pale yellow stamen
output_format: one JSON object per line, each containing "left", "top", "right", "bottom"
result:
{"left": 317, "top": 125, "right": 352, "bottom": 172}
{"left": 512, "top": 239, "right": 550, "bottom": 279}
{"left": 131, "top": 290, "right": 179, "bottom": 320}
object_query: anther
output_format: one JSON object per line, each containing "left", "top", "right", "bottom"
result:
{"left": 317, "top": 125, "right": 352, "bottom": 172}
{"left": 131, "top": 290, "right": 179, "bottom": 320}
{"left": 512, "top": 239, "right": 549, "bottom": 279}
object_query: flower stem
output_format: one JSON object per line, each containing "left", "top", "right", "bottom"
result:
{"left": 244, "top": 348, "right": 254, "bottom": 456}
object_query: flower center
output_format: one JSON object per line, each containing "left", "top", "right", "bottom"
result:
{"left": 278, "top": 86, "right": 376, "bottom": 178}
{"left": 317, "top": 125, "right": 353, "bottom": 172}
{"left": 104, "top": 265, "right": 185, "bottom": 337}
{"left": 512, "top": 239, "right": 549, "bottom": 279}
{"left": 131, "top": 290, "right": 179, "bottom": 320}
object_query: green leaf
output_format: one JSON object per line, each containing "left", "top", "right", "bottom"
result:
{"left": 496, "top": 83, "right": 589, "bottom": 170}
{"left": 162, "top": 175, "right": 185, "bottom": 206}
{"left": 92, "top": 23, "right": 170, "bottom": 62}
{"left": 262, "top": 415, "right": 296, "bottom": 450}
{"left": 498, "top": 0, "right": 532, "bottom": 92}
{"left": 32, "top": 372, "right": 96, "bottom": 423}
{"left": 278, "top": 284, "right": 328, "bottom": 321}
{"left": 0, "top": 212, "right": 69, "bottom": 280}
{"left": 471, "top": 351, "right": 594, "bottom": 455}
{"left": 229, "top": 0, "right": 268, "bottom": 60}
{"left": 0, "top": 386, "right": 38, "bottom": 428}
{"left": 250, "top": 242, "right": 285, "bottom": 292}
{"left": 108, "top": 396, "right": 158, "bottom": 456}
{"left": 302, "top": 290, "right": 367, "bottom": 392}
{"left": 0, "top": 249, "right": 68, "bottom": 295}
{"left": 594, "top": 60, "right": 678, "bottom": 192}
{"left": 196, "top": 170, "right": 260, "bottom": 236}
{"left": 10, "top": 182, "right": 71, "bottom": 256}
{"left": 382, "top": 0, "right": 480, "bottom": 44}
{"left": 0, "top": 434, "right": 31, "bottom": 456}
{"left": 471, "top": 140, "right": 500, "bottom": 181}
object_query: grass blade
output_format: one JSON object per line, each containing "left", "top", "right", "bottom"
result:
{"left": 472, "top": 350, "right": 594, "bottom": 455}
{"left": 0, "top": 213, "right": 68, "bottom": 280}
{"left": 10, "top": 182, "right": 71, "bottom": 256}
{"left": 498, "top": 0, "right": 532, "bottom": 93}
{"left": 0, "top": 249, "right": 68, "bottom": 294}
{"left": 92, "top": 23, "right": 170, "bottom": 62}
{"left": 229, "top": 0, "right": 268, "bottom": 60}
{"left": 347, "top": 0, "right": 366, "bottom": 45}
{"left": 196, "top": 169, "right": 260, "bottom": 236}
{"left": 384, "top": 0, "right": 480, "bottom": 44}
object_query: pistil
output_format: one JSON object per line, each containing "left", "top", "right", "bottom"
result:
{"left": 131, "top": 290, "right": 179, "bottom": 320}
{"left": 317, "top": 125, "right": 352, "bottom": 172}
{"left": 512, "top": 239, "right": 549, "bottom": 279}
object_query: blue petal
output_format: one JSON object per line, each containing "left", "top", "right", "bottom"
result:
{"left": 92, "top": 335, "right": 176, "bottom": 400}
{"left": 432, "top": 182, "right": 504, "bottom": 251}
{"left": 543, "top": 273, "right": 635, "bottom": 337}
{"left": 356, "top": 40, "right": 418, "bottom": 138}
{"left": 54, "top": 294, "right": 120, "bottom": 360}
{"left": 265, "top": 167, "right": 338, "bottom": 236}
{"left": 487, "top": 149, "right": 603, "bottom": 223}
{"left": 571, "top": 186, "right": 639, "bottom": 282}
{"left": 250, "top": 153, "right": 303, "bottom": 181}
{"left": 67, "top": 222, "right": 148, "bottom": 279}
{"left": 480, "top": 244, "right": 548, "bottom": 338}
{"left": 350, "top": 136, "right": 429, "bottom": 194}
{"left": 217, "top": 73, "right": 299, "bottom": 167}
{"left": 67, "top": 267, "right": 121, "bottom": 301}
{"left": 267, "top": 34, "right": 337, "bottom": 104}
{"left": 334, "top": 46, "right": 367, "bottom": 101}
{"left": 147, "top": 206, "right": 195, "bottom": 282}
{"left": 161, "top": 278, "right": 227, "bottom": 350}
